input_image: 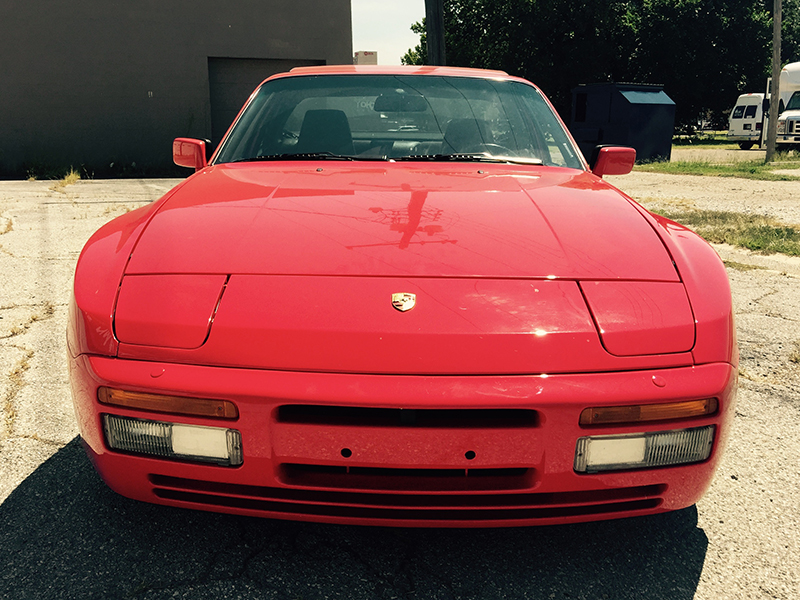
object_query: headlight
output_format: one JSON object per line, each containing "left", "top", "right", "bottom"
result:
{"left": 574, "top": 426, "right": 715, "bottom": 473}
{"left": 777, "top": 121, "right": 786, "bottom": 134}
{"left": 103, "top": 414, "right": 243, "bottom": 466}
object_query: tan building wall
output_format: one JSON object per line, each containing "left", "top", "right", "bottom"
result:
{"left": 0, "top": 0, "right": 352, "bottom": 176}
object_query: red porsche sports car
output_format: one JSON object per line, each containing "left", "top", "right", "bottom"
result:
{"left": 68, "top": 66, "right": 737, "bottom": 527}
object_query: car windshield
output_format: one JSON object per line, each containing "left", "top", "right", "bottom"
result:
{"left": 786, "top": 91, "right": 800, "bottom": 111}
{"left": 214, "top": 74, "right": 583, "bottom": 169}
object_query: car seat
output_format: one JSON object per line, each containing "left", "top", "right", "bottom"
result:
{"left": 294, "top": 109, "right": 355, "bottom": 156}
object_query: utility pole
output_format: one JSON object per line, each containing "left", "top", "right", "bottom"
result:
{"left": 425, "top": 0, "right": 446, "bottom": 66}
{"left": 766, "top": 0, "right": 781, "bottom": 162}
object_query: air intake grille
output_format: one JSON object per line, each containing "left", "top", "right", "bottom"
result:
{"left": 278, "top": 463, "right": 534, "bottom": 491}
{"left": 276, "top": 406, "right": 539, "bottom": 428}
{"left": 149, "top": 475, "right": 665, "bottom": 524}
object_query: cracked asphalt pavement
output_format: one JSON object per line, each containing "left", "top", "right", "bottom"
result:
{"left": 0, "top": 175, "right": 798, "bottom": 599}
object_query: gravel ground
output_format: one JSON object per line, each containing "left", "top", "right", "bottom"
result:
{"left": 0, "top": 173, "right": 798, "bottom": 599}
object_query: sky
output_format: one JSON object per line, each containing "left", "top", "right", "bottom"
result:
{"left": 350, "top": 0, "right": 426, "bottom": 65}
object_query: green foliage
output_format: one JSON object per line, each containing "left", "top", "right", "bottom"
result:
{"left": 785, "top": 0, "right": 800, "bottom": 64}
{"left": 404, "top": 0, "right": 799, "bottom": 130}
{"left": 634, "top": 0, "right": 771, "bottom": 131}
{"left": 401, "top": 20, "right": 426, "bottom": 65}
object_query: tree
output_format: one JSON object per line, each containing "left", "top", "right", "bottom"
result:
{"left": 784, "top": 0, "right": 800, "bottom": 63}
{"left": 403, "top": 0, "right": 792, "bottom": 130}
{"left": 401, "top": 20, "right": 427, "bottom": 66}
{"left": 633, "top": 0, "right": 771, "bottom": 129}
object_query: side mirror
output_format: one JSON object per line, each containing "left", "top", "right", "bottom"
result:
{"left": 590, "top": 146, "right": 636, "bottom": 178}
{"left": 173, "top": 138, "right": 208, "bottom": 171}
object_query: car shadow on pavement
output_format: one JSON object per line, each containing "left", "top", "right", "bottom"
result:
{"left": 0, "top": 437, "right": 708, "bottom": 600}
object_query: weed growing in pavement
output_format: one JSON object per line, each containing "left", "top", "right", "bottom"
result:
{"left": 738, "top": 366, "right": 757, "bottom": 381}
{"left": 723, "top": 260, "right": 767, "bottom": 271}
{"left": 62, "top": 168, "right": 80, "bottom": 185}
{"left": 651, "top": 209, "right": 800, "bottom": 256}
{"left": 102, "top": 204, "right": 133, "bottom": 216}
{"left": 790, "top": 342, "right": 800, "bottom": 365}
{"left": 0, "top": 302, "right": 55, "bottom": 340}
{"left": 2, "top": 348, "right": 34, "bottom": 435}
{"left": 50, "top": 167, "right": 81, "bottom": 192}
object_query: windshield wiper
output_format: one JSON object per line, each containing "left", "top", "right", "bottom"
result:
{"left": 231, "top": 152, "right": 543, "bottom": 165}
{"left": 394, "top": 153, "right": 544, "bottom": 166}
{"left": 233, "top": 152, "right": 353, "bottom": 162}
{"left": 232, "top": 152, "right": 389, "bottom": 163}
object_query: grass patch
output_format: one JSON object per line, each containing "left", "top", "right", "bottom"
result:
{"left": 672, "top": 141, "right": 739, "bottom": 149}
{"left": 672, "top": 131, "right": 733, "bottom": 146}
{"left": 654, "top": 209, "right": 800, "bottom": 256}
{"left": 636, "top": 158, "right": 800, "bottom": 181}
{"left": 706, "top": 144, "right": 740, "bottom": 150}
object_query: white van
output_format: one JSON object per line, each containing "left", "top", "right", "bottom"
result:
{"left": 774, "top": 62, "right": 800, "bottom": 150}
{"left": 727, "top": 93, "right": 764, "bottom": 149}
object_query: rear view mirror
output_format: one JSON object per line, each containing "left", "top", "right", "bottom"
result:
{"left": 173, "top": 138, "right": 208, "bottom": 171}
{"left": 590, "top": 146, "right": 636, "bottom": 178}
{"left": 374, "top": 92, "right": 428, "bottom": 113}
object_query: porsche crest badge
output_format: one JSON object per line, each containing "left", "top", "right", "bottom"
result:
{"left": 391, "top": 293, "right": 416, "bottom": 312}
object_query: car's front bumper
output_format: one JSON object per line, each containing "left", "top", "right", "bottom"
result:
{"left": 70, "top": 354, "right": 736, "bottom": 527}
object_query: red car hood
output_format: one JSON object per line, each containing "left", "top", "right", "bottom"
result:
{"left": 126, "top": 163, "right": 678, "bottom": 282}
{"left": 114, "top": 163, "right": 696, "bottom": 373}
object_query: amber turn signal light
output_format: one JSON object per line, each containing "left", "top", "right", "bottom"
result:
{"left": 98, "top": 387, "right": 238, "bottom": 419}
{"left": 579, "top": 398, "right": 718, "bottom": 426}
